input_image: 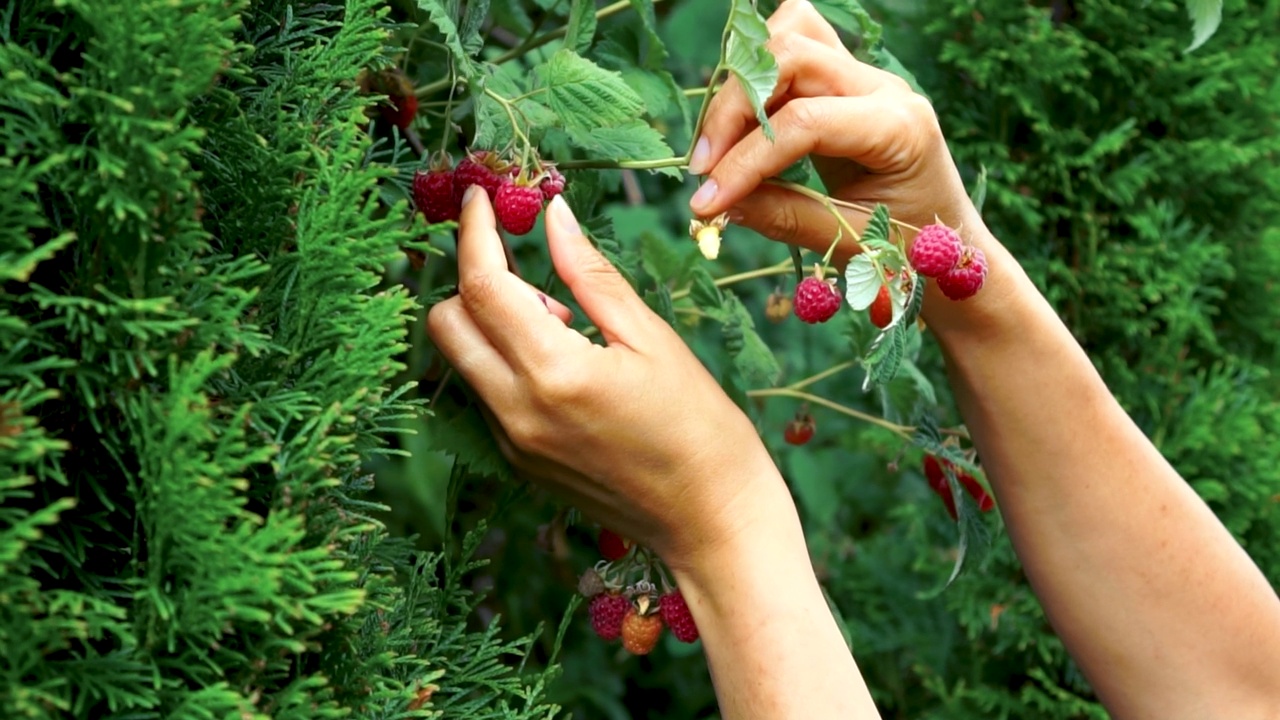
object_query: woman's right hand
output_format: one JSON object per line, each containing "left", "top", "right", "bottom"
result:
{"left": 688, "top": 0, "right": 1020, "bottom": 334}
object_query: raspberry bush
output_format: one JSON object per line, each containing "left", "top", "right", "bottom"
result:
{"left": 7, "top": 0, "right": 1270, "bottom": 718}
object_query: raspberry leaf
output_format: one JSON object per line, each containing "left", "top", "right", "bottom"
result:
{"left": 564, "top": 0, "right": 598, "bottom": 54}
{"left": 898, "top": 273, "right": 926, "bottom": 327}
{"left": 843, "top": 254, "right": 881, "bottom": 311}
{"left": 863, "top": 323, "right": 906, "bottom": 391}
{"left": 725, "top": 0, "right": 779, "bottom": 141}
{"left": 537, "top": 49, "right": 645, "bottom": 130}
{"left": 418, "top": 0, "right": 479, "bottom": 79}
{"left": 563, "top": 122, "right": 680, "bottom": 179}
{"left": 1184, "top": 0, "right": 1223, "bottom": 53}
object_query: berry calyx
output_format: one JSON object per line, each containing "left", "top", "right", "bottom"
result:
{"left": 936, "top": 247, "right": 988, "bottom": 301}
{"left": 577, "top": 568, "right": 606, "bottom": 598}
{"left": 908, "top": 223, "right": 963, "bottom": 278}
{"left": 589, "top": 593, "right": 630, "bottom": 641}
{"left": 413, "top": 154, "right": 459, "bottom": 224}
{"left": 793, "top": 266, "right": 841, "bottom": 324}
{"left": 452, "top": 151, "right": 513, "bottom": 205}
{"left": 539, "top": 165, "right": 566, "bottom": 201}
{"left": 620, "top": 608, "right": 664, "bottom": 655}
{"left": 659, "top": 591, "right": 699, "bottom": 643}
{"left": 494, "top": 180, "right": 545, "bottom": 235}
{"left": 598, "top": 528, "right": 633, "bottom": 561}
{"left": 869, "top": 283, "right": 893, "bottom": 329}
{"left": 784, "top": 410, "right": 816, "bottom": 446}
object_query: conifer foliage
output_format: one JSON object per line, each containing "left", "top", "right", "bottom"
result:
{"left": 1, "top": 1, "right": 562, "bottom": 717}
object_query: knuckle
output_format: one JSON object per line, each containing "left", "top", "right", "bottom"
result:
{"left": 425, "top": 299, "right": 460, "bottom": 341}
{"left": 458, "top": 272, "right": 503, "bottom": 313}
{"left": 503, "top": 415, "right": 545, "bottom": 453}
{"left": 780, "top": 98, "right": 822, "bottom": 134}
{"left": 766, "top": 203, "right": 804, "bottom": 245}
{"left": 529, "top": 362, "right": 583, "bottom": 407}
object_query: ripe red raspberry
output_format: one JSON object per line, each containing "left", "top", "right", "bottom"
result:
{"left": 909, "top": 223, "right": 963, "bottom": 278}
{"left": 598, "top": 528, "right": 632, "bottom": 561}
{"left": 620, "top": 609, "right": 664, "bottom": 655}
{"left": 793, "top": 273, "right": 841, "bottom": 324}
{"left": 589, "top": 593, "right": 630, "bottom": 641}
{"left": 659, "top": 591, "right": 698, "bottom": 643}
{"left": 452, "top": 151, "right": 511, "bottom": 205}
{"left": 784, "top": 412, "right": 815, "bottom": 446}
{"left": 539, "top": 165, "right": 566, "bottom": 200}
{"left": 494, "top": 181, "right": 544, "bottom": 235}
{"left": 413, "top": 165, "right": 458, "bottom": 224}
{"left": 869, "top": 283, "right": 893, "bottom": 329}
{"left": 936, "top": 247, "right": 988, "bottom": 301}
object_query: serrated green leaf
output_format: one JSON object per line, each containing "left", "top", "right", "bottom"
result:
{"left": 425, "top": 400, "right": 513, "bottom": 481}
{"left": 418, "top": 0, "right": 477, "bottom": 78}
{"left": 898, "top": 273, "right": 925, "bottom": 327}
{"left": 778, "top": 156, "right": 814, "bottom": 185}
{"left": 863, "top": 323, "right": 906, "bottom": 390}
{"left": 810, "top": 0, "right": 882, "bottom": 48}
{"left": 689, "top": 266, "right": 724, "bottom": 310}
{"left": 725, "top": 0, "right": 778, "bottom": 141}
{"left": 564, "top": 122, "right": 680, "bottom": 179}
{"left": 639, "top": 230, "right": 695, "bottom": 285}
{"left": 900, "top": 358, "right": 938, "bottom": 407}
{"left": 537, "top": 49, "right": 645, "bottom": 130}
{"left": 844, "top": 254, "right": 880, "bottom": 311}
{"left": 1184, "top": 0, "right": 1222, "bottom": 53}
{"left": 459, "top": 0, "right": 491, "bottom": 55}
{"left": 565, "top": 0, "right": 597, "bottom": 54}
{"left": 722, "top": 293, "right": 781, "bottom": 386}
{"left": 644, "top": 286, "right": 677, "bottom": 326}
{"left": 863, "top": 203, "right": 891, "bottom": 245}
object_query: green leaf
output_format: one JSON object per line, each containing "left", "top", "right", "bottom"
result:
{"left": 644, "top": 286, "right": 677, "bottom": 326}
{"left": 898, "top": 273, "right": 926, "bottom": 328}
{"left": 869, "top": 44, "right": 924, "bottom": 96}
{"left": 537, "top": 49, "right": 645, "bottom": 130}
{"left": 639, "top": 230, "right": 696, "bottom": 285}
{"left": 810, "top": 0, "right": 882, "bottom": 48}
{"left": 1184, "top": 0, "right": 1222, "bottom": 53}
{"left": 969, "top": 164, "right": 988, "bottom": 214}
{"left": 725, "top": 0, "right": 779, "bottom": 141}
{"left": 863, "top": 323, "right": 906, "bottom": 390}
{"left": 565, "top": 0, "right": 597, "bottom": 54}
{"left": 844, "top": 254, "right": 880, "bottom": 311}
{"left": 418, "top": 0, "right": 477, "bottom": 78}
{"left": 425, "top": 399, "right": 513, "bottom": 481}
{"left": 863, "top": 203, "right": 890, "bottom": 245}
{"left": 689, "top": 265, "right": 724, "bottom": 310}
{"left": 459, "top": 0, "right": 491, "bottom": 56}
{"left": 563, "top": 122, "right": 680, "bottom": 179}
{"left": 721, "top": 293, "right": 781, "bottom": 387}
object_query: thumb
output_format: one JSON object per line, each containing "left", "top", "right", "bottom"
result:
{"left": 544, "top": 196, "right": 650, "bottom": 346}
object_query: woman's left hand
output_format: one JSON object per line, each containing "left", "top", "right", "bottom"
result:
{"left": 427, "top": 188, "right": 792, "bottom": 574}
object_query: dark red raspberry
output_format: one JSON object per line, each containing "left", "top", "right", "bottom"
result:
{"left": 659, "top": 591, "right": 699, "bottom": 643}
{"left": 413, "top": 167, "right": 458, "bottom": 223}
{"left": 452, "top": 151, "right": 511, "bottom": 205}
{"left": 936, "top": 247, "right": 988, "bottom": 301}
{"left": 539, "top": 165, "right": 566, "bottom": 200}
{"left": 494, "top": 181, "right": 545, "bottom": 235}
{"left": 598, "top": 528, "right": 632, "bottom": 561}
{"left": 589, "top": 592, "right": 630, "bottom": 641}
{"left": 793, "top": 275, "right": 842, "bottom": 324}
{"left": 909, "top": 223, "right": 963, "bottom": 278}
{"left": 784, "top": 412, "right": 816, "bottom": 446}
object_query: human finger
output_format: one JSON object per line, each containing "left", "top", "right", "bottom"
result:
{"left": 728, "top": 184, "right": 875, "bottom": 265}
{"left": 455, "top": 187, "right": 575, "bottom": 366}
{"left": 691, "top": 93, "right": 937, "bottom": 218}
{"left": 543, "top": 196, "right": 656, "bottom": 348}
{"left": 425, "top": 297, "right": 516, "bottom": 398}
{"left": 690, "top": 34, "right": 876, "bottom": 175}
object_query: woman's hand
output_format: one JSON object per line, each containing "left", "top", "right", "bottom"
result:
{"left": 427, "top": 188, "right": 792, "bottom": 573}
{"left": 689, "top": 0, "right": 1018, "bottom": 335}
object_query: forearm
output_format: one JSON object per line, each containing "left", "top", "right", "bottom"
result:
{"left": 671, "top": 474, "right": 879, "bottom": 720}
{"left": 930, "top": 232, "right": 1280, "bottom": 718}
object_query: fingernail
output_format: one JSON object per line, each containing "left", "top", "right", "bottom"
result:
{"left": 461, "top": 184, "right": 481, "bottom": 207}
{"left": 537, "top": 292, "right": 550, "bottom": 309}
{"left": 690, "top": 178, "right": 719, "bottom": 210}
{"left": 687, "top": 136, "right": 711, "bottom": 174}
{"left": 549, "top": 195, "right": 581, "bottom": 236}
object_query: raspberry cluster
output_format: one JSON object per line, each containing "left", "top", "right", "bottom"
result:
{"left": 412, "top": 150, "right": 566, "bottom": 235}
{"left": 579, "top": 528, "right": 700, "bottom": 656}
{"left": 908, "top": 223, "right": 988, "bottom": 301}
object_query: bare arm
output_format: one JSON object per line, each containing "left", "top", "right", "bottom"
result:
{"left": 690, "top": 1, "right": 1280, "bottom": 715}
